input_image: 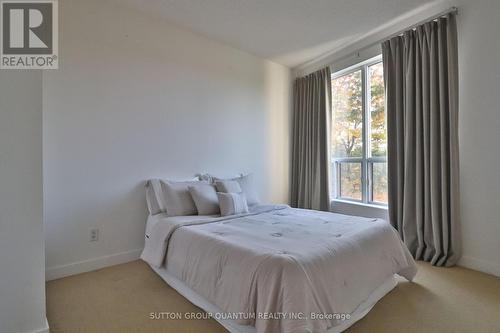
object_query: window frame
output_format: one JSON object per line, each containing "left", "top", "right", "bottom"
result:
{"left": 331, "top": 55, "right": 387, "bottom": 206}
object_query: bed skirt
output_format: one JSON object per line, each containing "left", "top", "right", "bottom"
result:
{"left": 150, "top": 264, "right": 398, "bottom": 333}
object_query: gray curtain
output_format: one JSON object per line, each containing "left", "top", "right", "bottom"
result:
{"left": 291, "top": 67, "right": 332, "bottom": 211}
{"left": 382, "top": 13, "right": 460, "bottom": 266}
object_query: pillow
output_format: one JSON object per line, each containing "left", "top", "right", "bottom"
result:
{"left": 215, "top": 180, "right": 242, "bottom": 193}
{"left": 217, "top": 192, "right": 249, "bottom": 216}
{"left": 188, "top": 183, "right": 220, "bottom": 215}
{"left": 236, "top": 174, "right": 260, "bottom": 206}
{"left": 163, "top": 180, "right": 203, "bottom": 216}
{"left": 214, "top": 173, "right": 260, "bottom": 206}
{"left": 145, "top": 177, "right": 199, "bottom": 215}
{"left": 145, "top": 179, "right": 167, "bottom": 215}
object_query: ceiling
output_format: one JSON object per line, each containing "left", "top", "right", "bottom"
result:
{"left": 120, "top": 0, "right": 439, "bottom": 68}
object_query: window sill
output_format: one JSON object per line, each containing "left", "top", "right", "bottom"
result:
{"left": 331, "top": 199, "right": 388, "bottom": 211}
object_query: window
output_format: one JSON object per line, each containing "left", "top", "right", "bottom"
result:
{"left": 331, "top": 56, "right": 387, "bottom": 205}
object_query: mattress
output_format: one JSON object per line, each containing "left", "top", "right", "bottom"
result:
{"left": 141, "top": 205, "right": 417, "bottom": 333}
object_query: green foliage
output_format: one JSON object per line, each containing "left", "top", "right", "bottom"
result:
{"left": 369, "top": 63, "right": 386, "bottom": 157}
{"left": 332, "top": 62, "right": 387, "bottom": 202}
{"left": 332, "top": 70, "right": 363, "bottom": 157}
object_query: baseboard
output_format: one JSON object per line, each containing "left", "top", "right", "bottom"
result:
{"left": 30, "top": 317, "right": 49, "bottom": 333}
{"left": 458, "top": 255, "right": 500, "bottom": 277}
{"left": 46, "top": 248, "right": 142, "bottom": 281}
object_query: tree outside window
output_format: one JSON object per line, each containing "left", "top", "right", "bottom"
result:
{"left": 331, "top": 57, "right": 387, "bottom": 204}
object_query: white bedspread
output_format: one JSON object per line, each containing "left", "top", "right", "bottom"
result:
{"left": 141, "top": 205, "right": 417, "bottom": 333}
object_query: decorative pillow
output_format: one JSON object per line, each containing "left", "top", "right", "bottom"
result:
{"left": 217, "top": 192, "right": 249, "bottom": 216}
{"left": 215, "top": 180, "right": 242, "bottom": 193}
{"left": 214, "top": 173, "right": 260, "bottom": 206}
{"left": 188, "top": 183, "right": 220, "bottom": 215}
{"left": 163, "top": 180, "right": 202, "bottom": 216}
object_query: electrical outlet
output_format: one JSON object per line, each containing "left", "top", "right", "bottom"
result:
{"left": 90, "top": 228, "right": 99, "bottom": 242}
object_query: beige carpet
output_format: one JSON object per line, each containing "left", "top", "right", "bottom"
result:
{"left": 46, "top": 260, "right": 500, "bottom": 333}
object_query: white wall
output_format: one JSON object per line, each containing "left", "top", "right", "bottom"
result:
{"left": 455, "top": 0, "right": 500, "bottom": 276}
{"left": 43, "top": 0, "right": 291, "bottom": 279}
{"left": 0, "top": 72, "right": 47, "bottom": 332}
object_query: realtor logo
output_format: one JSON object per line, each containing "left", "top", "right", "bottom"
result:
{"left": 1, "top": 0, "right": 58, "bottom": 69}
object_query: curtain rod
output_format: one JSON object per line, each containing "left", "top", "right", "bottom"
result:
{"left": 381, "top": 6, "right": 458, "bottom": 43}
{"left": 294, "top": 6, "right": 458, "bottom": 78}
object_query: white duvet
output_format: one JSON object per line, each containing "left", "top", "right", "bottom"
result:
{"left": 141, "top": 205, "right": 417, "bottom": 333}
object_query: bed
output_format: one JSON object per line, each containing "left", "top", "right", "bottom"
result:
{"left": 141, "top": 204, "right": 417, "bottom": 333}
